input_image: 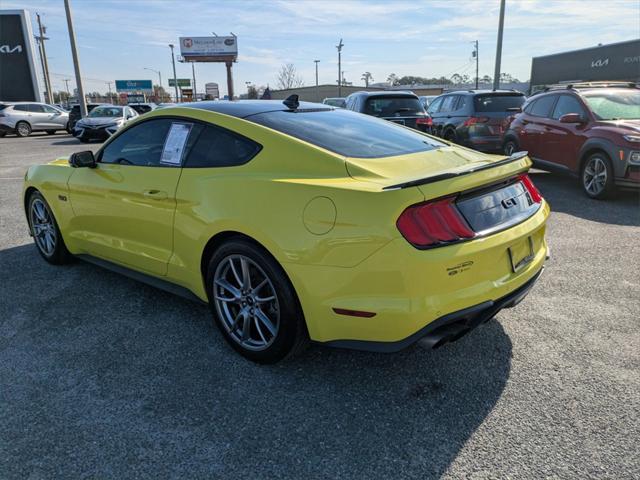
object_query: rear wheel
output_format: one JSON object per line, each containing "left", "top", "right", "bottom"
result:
{"left": 443, "top": 128, "right": 457, "bottom": 143}
{"left": 581, "top": 153, "right": 614, "bottom": 199}
{"left": 503, "top": 138, "right": 519, "bottom": 156}
{"left": 15, "top": 121, "right": 31, "bottom": 137}
{"left": 206, "top": 239, "right": 308, "bottom": 363}
{"left": 28, "top": 191, "right": 73, "bottom": 264}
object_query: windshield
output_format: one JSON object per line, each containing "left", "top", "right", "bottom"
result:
{"left": 474, "top": 94, "right": 525, "bottom": 112}
{"left": 247, "top": 108, "right": 444, "bottom": 158}
{"left": 582, "top": 89, "right": 640, "bottom": 120}
{"left": 364, "top": 96, "right": 424, "bottom": 116}
{"left": 89, "top": 106, "right": 123, "bottom": 118}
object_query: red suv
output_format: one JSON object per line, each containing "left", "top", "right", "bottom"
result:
{"left": 503, "top": 83, "right": 640, "bottom": 199}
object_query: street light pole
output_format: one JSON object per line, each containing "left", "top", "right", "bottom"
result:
{"left": 35, "top": 13, "right": 53, "bottom": 104}
{"left": 473, "top": 40, "right": 479, "bottom": 89}
{"left": 493, "top": 0, "right": 505, "bottom": 91}
{"left": 336, "top": 39, "right": 343, "bottom": 97}
{"left": 191, "top": 62, "right": 197, "bottom": 100}
{"left": 63, "top": 78, "right": 71, "bottom": 105}
{"left": 314, "top": 59, "right": 320, "bottom": 102}
{"left": 144, "top": 67, "right": 162, "bottom": 101}
{"left": 169, "top": 44, "right": 179, "bottom": 102}
{"left": 64, "top": 0, "right": 87, "bottom": 117}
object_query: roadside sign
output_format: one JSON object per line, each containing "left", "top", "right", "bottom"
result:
{"left": 179, "top": 36, "right": 237, "bottom": 62}
{"left": 115, "top": 79, "right": 153, "bottom": 93}
{"left": 169, "top": 78, "right": 191, "bottom": 87}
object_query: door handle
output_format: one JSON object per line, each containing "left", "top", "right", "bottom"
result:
{"left": 143, "top": 189, "right": 168, "bottom": 200}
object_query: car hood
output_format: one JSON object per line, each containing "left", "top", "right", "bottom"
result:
{"left": 598, "top": 119, "right": 640, "bottom": 133}
{"left": 77, "top": 117, "right": 122, "bottom": 126}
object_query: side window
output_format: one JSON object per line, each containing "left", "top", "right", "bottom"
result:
{"left": 456, "top": 95, "right": 469, "bottom": 111}
{"left": 42, "top": 105, "right": 58, "bottom": 113}
{"left": 529, "top": 95, "right": 556, "bottom": 118}
{"left": 551, "top": 95, "right": 586, "bottom": 120}
{"left": 523, "top": 100, "right": 536, "bottom": 114}
{"left": 100, "top": 118, "right": 175, "bottom": 166}
{"left": 427, "top": 97, "right": 443, "bottom": 115}
{"left": 344, "top": 96, "right": 356, "bottom": 110}
{"left": 13, "top": 104, "right": 29, "bottom": 112}
{"left": 28, "top": 104, "right": 45, "bottom": 113}
{"left": 184, "top": 125, "right": 261, "bottom": 168}
{"left": 439, "top": 96, "right": 458, "bottom": 113}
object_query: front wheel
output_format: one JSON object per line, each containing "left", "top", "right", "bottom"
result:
{"left": 28, "top": 191, "right": 73, "bottom": 264}
{"left": 581, "top": 153, "right": 614, "bottom": 199}
{"left": 206, "top": 239, "right": 308, "bottom": 363}
{"left": 503, "top": 138, "right": 519, "bottom": 156}
{"left": 15, "top": 121, "right": 31, "bottom": 137}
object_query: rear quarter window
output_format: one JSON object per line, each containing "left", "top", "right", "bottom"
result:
{"left": 474, "top": 94, "right": 525, "bottom": 112}
{"left": 184, "top": 124, "right": 261, "bottom": 168}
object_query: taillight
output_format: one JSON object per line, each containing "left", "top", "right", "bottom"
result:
{"left": 397, "top": 196, "right": 475, "bottom": 248}
{"left": 416, "top": 117, "right": 433, "bottom": 126}
{"left": 519, "top": 174, "right": 543, "bottom": 203}
{"left": 463, "top": 116, "right": 489, "bottom": 127}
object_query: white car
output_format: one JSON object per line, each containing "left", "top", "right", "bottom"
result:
{"left": 0, "top": 102, "right": 70, "bottom": 137}
{"left": 73, "top": 105, "right": 138, "bottom": 143}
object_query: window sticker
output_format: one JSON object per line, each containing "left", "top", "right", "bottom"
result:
{"left": 160, "top": 122, "right": 192, "bottom": 165}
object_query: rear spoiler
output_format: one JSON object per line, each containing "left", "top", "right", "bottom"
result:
{"left": 382, "top": 151, "right": 529, "bottom": 190}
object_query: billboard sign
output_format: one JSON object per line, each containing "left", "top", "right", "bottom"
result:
{"left": 179, "top": 36, "right": 237, "bottom": 62}
{"left": 0, "top": 10, "right": 41, "bottom": 102}
{"left": 168, "top": 78, "right": 191, "bottom": 87}
{"left": 115, "top": 79, "right": 153, "bottom": 93}
{"left": 530, "top": 39, "right": 640, "bottom": 88}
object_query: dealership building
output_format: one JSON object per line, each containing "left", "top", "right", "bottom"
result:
{"left": 0, "top": 9, "right": 42, "bottom": 102}
{"left": 530, "top": 39, "right": 640, "bottom": 91}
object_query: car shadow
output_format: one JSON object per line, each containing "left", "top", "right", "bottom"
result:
{"left": 530, "top": 170, "right": 640, "bottom": 227}
{"left": 49, "top": 138, "right": 87, "bottom": 146}
{"left": 0, "top": 244, "right": 512, "bottom": 478}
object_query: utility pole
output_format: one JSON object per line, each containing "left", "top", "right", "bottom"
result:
{"left": 63, "top": 78, "right": 71, "bottom": 105}
{"left": 144, "top": 67, "right": 162, "bottom": 101}
{"left": 473, "top": 40, "right": 479, "bottom": 89}
{"left": 106, "top": 81, "right": 113, "bottom": 104}
{"left": 191, "top": 62, "right": 197, "bottom": 101}
{"left": 35, "top": 13, "right": 53, "bottom": 104}
{"left": 493, "top": 0, "right": 505, "bottom": 91}
{"left": 314, "top": 59, "right": 320, "bottom": 102}
{"left": 64, "top": 0, "right": 87, "bottom": 117}
{"left": 169, "top": 44, "right": 179, "bottom": 102}
{"left": 336, "top": 38, "right": 343, "bottom": 97}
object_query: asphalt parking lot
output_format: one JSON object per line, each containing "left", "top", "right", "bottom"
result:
{"left": 1, "top": 132, "right": 639, "bottom": 479}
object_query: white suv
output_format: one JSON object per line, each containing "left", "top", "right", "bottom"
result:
{"left": 0, "top": 102, "right": 70, "bottom": 138}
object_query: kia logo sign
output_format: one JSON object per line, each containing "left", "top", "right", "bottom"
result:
{"left": 0, "top": 44, "right": 23, "bottom": 54}
{"left": 183, "top": 38, "right": 193, "bottom": 48}
{"left": 591, "top": 58, "right": 609, "bottom": 68}
{"left": 224, "top": 38, "right": 235, "bottom": 46}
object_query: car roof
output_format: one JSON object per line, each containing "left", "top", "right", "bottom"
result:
{"left": 445, "top": 89, "right": 524, "bottom": 96}
{"left": 176, "top": 100, "right": 331, "bottom": 118}
{"left": 349, "top": 91, "right": 418, "bottom": 98}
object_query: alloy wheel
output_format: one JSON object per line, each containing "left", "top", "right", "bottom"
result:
{"left": 583, "top": 156, "right": 608, "bottom": 196}
{"left": 17, "top": 122, "right": 31, "bottom": 137}
{"left": 213, "top": 254, "right": 280, "bottom": 351}
{"left": 30, "top": 198, "right": 56, "bottom": 257}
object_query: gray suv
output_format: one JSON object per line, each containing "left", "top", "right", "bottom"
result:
{"left": 0, "top": 102, "right": 70, "bottom": 137}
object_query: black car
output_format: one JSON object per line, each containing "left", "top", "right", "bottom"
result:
{"left": 344, "top": 91, "right": 431, "bottom": 132}
{"left": 68, "top": 103, "right": 104, "bottom": 130}
{"left": 427, "top": 90, "right": 525, "bottom": 152}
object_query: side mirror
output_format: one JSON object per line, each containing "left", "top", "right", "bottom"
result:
{"left": 69, "top": 150, "right": 96, "bottom": 168}
{"left": 559, "top": 113, "right": 585, "bottom": 124}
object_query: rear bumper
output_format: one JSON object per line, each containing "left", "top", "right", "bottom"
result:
{"left": 286, "top": 201, "right": 550, "bottom": 345}
{"left": 463, "top": 135, "right": 503, "bottom": 152}
{"left": 325, "top": 266, "right": 543, "bottom": 352}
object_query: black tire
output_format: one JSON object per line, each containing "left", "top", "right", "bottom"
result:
{"left": 443, "top": 128, "right": 457, "bottom": 143}
{"left": 206, "top": 238, "right": 308, "bottom": 363}
{"left": 581, "top": 152, "right": 615, "bottom": 200}
{"left": 503, "top": 137, "right": 519, "bottom": 156}
{"left": 0, "top": 131, "right": 6, "bottom": 137}
{"left": 15, "top": 121, "right": 31, "bottom": 137}
{"left": 46, "top": 130, "right": 56, "bottom": 135}
{"left": 66, "top": 123, "right": 72, "bottom": 134}
{"left": 27, "top": 191, "right": 73, "bottom": 265}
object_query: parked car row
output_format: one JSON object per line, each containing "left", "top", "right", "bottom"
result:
{"left": 0, "top": 102, "right": 70, "bottom": 137}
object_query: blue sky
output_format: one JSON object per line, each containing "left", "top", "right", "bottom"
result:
{"left": 6, "top": 0, "right": 640, "bottom": 97}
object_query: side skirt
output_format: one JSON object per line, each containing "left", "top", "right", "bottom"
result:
{"left": 77, "top": 254, "right": 206, "bottom": 305}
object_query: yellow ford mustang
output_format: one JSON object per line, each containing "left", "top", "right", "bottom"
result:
{"left": 23, "top": 98, "right": 549, "bottom": 363}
